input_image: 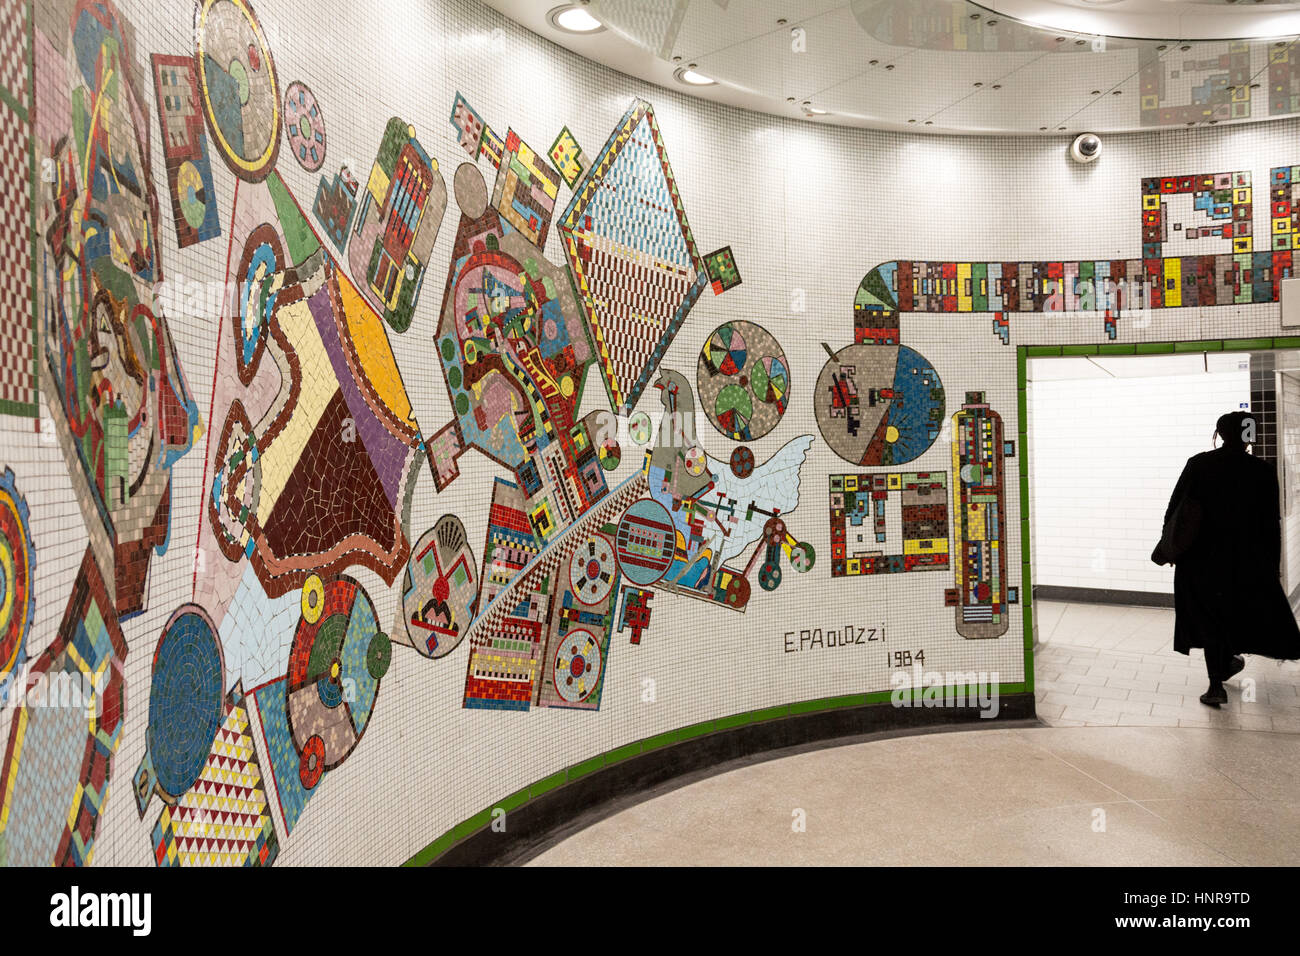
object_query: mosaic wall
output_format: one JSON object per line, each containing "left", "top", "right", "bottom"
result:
{"left": 2, "top": 0, "right": 1299, "bottom": 865}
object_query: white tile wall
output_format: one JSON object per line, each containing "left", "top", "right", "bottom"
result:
{"left": 1029, "top": 361, "right": 1250, "bottom": 594}
{"left": 13, "top": 0, "right": 1300, "bottom": 868}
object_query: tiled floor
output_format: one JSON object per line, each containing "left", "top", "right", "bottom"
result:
{"left": 528, "top": 600, "right": 1300, "bottom": 865}
{"left": 1034, "top": 600, "right": 1300, "bottom": 732}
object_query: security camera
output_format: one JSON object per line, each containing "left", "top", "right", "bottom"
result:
{"left": 1071, "top": 132, "right": 1102, "bottom": 164}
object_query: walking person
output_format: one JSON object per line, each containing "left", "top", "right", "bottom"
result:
{"left": 1151, "top": 411, "right": 1300, "bottom": 706}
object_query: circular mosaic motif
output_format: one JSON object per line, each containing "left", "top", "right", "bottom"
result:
{"left": 697, "top": 321, "right": 789, "bottom": 441}
{"left": 286, "top": 576, "right": 388, "bottom": 778}
{"left": 684, "top": 445, "right": 707, "bottom": 476}
{"left": 729, "top": 445, "right": 755, "bottom": 478}
{"left": 0, "top": 468, "right": 34, "bottom": 696}
{"left": 195, "top": 0, "right": 281, "bottom": 181}
{"left": 176, "top": 160, "right": 212, "bottom": 230}
{"left": 628, "top": 411, "right": 653, "bottom": 445}
{"left": 568, "top": 533, "right": 617, "bottom": 605}
{"left": 147, "top": 605, "right": 226, "bottom": 800}
{"left": 283, "top": 80, "right": 325, "bottom": 171}
{"left": 552, "top": 629, "right": 603, "bottom": 704}
{"left": 814, "top": 343, "right": 944, "bottom": 466}
{"left": 614, "top": 499, "right": 676, "bottom": 586}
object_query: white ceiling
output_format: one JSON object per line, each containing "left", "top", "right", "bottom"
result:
{"left": 483, "top": 0, "right": 1300, "bottom": 134}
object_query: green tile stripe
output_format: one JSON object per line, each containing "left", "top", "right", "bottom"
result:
{"left": 1223, "top": 338, "right": 1274, "bottom": 351}
{"left": 1173, "top": 339, "right": 1223, "bottom": 352}
{"left": 1017, "top": 349, "right": 1035, "bottom": 687}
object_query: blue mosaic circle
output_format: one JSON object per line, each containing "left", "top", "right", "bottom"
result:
{"left": 148, "top": 605, "right": 225, "bottom": 800}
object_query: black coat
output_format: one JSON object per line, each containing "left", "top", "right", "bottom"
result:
{"left": 1152, "top": 447, "right": 1300, "bottom": 659}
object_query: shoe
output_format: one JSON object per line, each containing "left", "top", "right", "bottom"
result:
{"left": 1200, "top": 683, "right": 1228, "bottom": 707}
{"left": 1226, "top": 655, "right": 1246, "bottom": 681}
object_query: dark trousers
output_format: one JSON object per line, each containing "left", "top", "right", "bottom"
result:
{"left": 1204, "top": 640, "right": 1237, "bottom": 683}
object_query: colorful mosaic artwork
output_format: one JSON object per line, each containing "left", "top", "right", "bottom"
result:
{"left": 206, "top": 173, "right": 427, "bottom": 599}
{"left": 1142, "top": 172, "right": 1252, "bottom": 258}
{"left": 195, "top": 0, "right": 281, "bottom": 181}
{"left": 704, "top": 245, "right": 742, "bottom": 295}
{"left": 0, "top": 0, "right": 36, "bottom": 418}
{"left": 815, "top": 332, "right": 945, "bottom": 467}
{"left": 152, "top": 686, "right": 278, "bottom": 867}
{"left": 0, "top": 469, "right": 33, "bottom": 704}
{"left": 313, "top": 164, "right": 359, "bottom": 251}
{"left": 152, "top": 54, "right": 221, "bottom": 248}
{"left": 616, "top": 586, "right": 653, "bottom": 645}
{"left": 696, "top": 321, "right": 789, "bottom": 441}
{"left": 945, "top": 393, "right": 1017, "bottom": 639}
{"left": 559, "top": 99, "right": 707, "bottom": 413}
{"left": 548, "top": 125, "right": 585, "bottom": 188}
{"left": 857, "top": 244, "right": 1298, "bottom": 345}
{"left": 347, "top": 117, "right": 446, "bottom": 332}
{"left": 37, "top": 0, "right": 201, "bottom": 618}
{"left": 0, "top": 550, "right": 126, "bottom": 866}
{"left": 21, "top": 0, "right": 1289, "bottom": 871}
{"left": 283, "top": 80, "right": 326, "bottom": 172}
{"left": 399, "top": 515, "right": 478, "bottom": 658}
{"left": 830, "top": 472, "right": 950, "bottom": 577}
{"left": 449, "top": 91, "right": 485, "bottom": 158}
{"left": 140, "top": 606, "right": 226, "bottom": 805}
{"left": 491, "top": 129, "right": 561, "bottom": 248}
{"left": 1271, "top": 165, "right": 1300, "bottom": 251}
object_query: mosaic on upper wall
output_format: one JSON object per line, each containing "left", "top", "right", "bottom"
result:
{"left": 0, "top": 0, "right": 1295, "bottom": 867}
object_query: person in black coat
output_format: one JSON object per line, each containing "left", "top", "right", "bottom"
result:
{"left": 1151, "top": 411, "right": 1300, "bottom": 706}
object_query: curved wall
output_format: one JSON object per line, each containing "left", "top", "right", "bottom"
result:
{"left": 0, "top": 0, "right": 1296, "bottom": 866}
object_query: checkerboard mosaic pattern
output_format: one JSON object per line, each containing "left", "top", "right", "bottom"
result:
{"left": 0, "top": 0, "right": 35, "bottom": 418}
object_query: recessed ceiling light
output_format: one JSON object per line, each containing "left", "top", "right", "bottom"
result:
{"left": 674, "top": 67, "right": 715, "bottom": 86}
{"left": 1090, "top": 90, "right": 1101, "bottom": 95}
{"left": 548, "top": 4, "right": 604, "bottom": 34}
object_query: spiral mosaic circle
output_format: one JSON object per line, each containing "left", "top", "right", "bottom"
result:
{"left": 147, "top": 605, "right": 226, "bottom": 800}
